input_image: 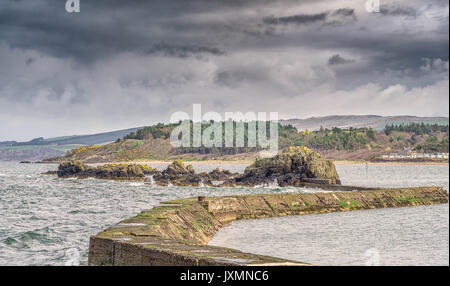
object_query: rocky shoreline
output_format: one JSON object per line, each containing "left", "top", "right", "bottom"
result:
{"left": 52, "top": 146, "right": 342, "bottom": 187}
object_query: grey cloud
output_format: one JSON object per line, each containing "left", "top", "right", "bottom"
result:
{"left": 262, "top": 8, "right": 356, "bottom": 26}
{"left": 332, "top": 8, "right": 356, "bottom": 17}
{"left": 146, "top": 43, "right": 225, "bottom": 58}
{"left": 0, "top": 0, "right": 448, "bottom": 140}
{"left": 263, "top": 13, "right": 328, "bottom": 25}
{"left": 328, "top": 54, "right": 354, "bottom": 66}
{"left": 215, "top": 71, "right": 243, "bottom": 88}
{"left": 380, "top": 6, "right": 418, "bottom": 17}
{"left": 25, "top": 57, "right": 35, "bottom": 65}
{"left": 0, "top": 0, "right": 241, "bottom": 62}
{"left": 0, "top": 0, "right": 308, "bottom": 62}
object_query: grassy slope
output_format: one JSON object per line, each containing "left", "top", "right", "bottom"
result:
{"left": 45, "top": 139, "right": 173, "bottom": 163}
{"left": 46, "top": 138, "right": 259, "bottom": 163}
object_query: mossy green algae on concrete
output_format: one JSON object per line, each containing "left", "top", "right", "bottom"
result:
{"left": 89, "top": 186, "right": 449, "bottom": 266}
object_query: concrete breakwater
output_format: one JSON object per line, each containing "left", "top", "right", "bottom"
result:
{"left": 88, "top": 186, "right": 449, "bottom": 266}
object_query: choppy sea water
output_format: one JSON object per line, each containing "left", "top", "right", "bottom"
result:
{"left": 209, "top": 204, "right": 449, "bottom": 266}
{"left": 210, "top": 164, "right": 449, "bottom": 266}
{"left": 0, "top": 162, "right": 448, "bottom": 265}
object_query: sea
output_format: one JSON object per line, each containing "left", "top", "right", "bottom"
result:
{"left": 0, "top": 162, "right": 448, "bottom": 265}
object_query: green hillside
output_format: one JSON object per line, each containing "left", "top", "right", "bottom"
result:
{"left": 45, "top": 121, "right": 449, "bottom": 163}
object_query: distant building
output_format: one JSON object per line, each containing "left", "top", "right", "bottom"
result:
{"left": 381, "top": 151, "right": 449, "bottom": 160}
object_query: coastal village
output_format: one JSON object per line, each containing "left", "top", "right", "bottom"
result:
{"left": 380, "top": 149, "right": 449, "bottom": 161}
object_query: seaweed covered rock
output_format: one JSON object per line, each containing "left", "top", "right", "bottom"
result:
{"left": 57, "top": 161, "right": 157, "bottom": 179}
{"left": 57, "top": 160, "right": 87, "bottom": 177}
{"left": 235, "top": 146, "right": 340, "bottom": 186}
{"left": 153, "top": 162, "right": 238, "bottom": 186}
{"left": 153, "top": 160, "right": 201, "bottom": 186}
{"left": 164, "top": 160, "right": 195, "bottom": 176}
{"left": 207, "top": 168, "right": 234, "bottom": 180}
{"left": 196, "top": 168, "right": 239, "bottom": 187}
{"left": 53, "top": 148, "right": 339, "bottom": 187}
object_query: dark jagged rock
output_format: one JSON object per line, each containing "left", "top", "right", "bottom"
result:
{"left": 153, "top": 160, "right": 202, "bottom": 186}
{"left": 194, "top": 168, "right": 239, "bottom": 187}
{"left": 41, "top": 170, "right": 57, "bottom": 175}
{"left": 234, "top": 146, "right": 340, "bottom": 187}
{"left": 207, "top": 168, "right": 234, "bottom": 180}
{"left": 51, "top": 147, "right": 340, "bottom": 187}
{"left": 56, "top": 161, "right": 157, "bottom": 179}
{"left": 150, "top": 147, "right": 340, "bottom": 187}
{"left": 165, "top": 160, "right": 195, "bottom": 176}
{"left": 57, "top": 161, "right": 87, "bottom": 177}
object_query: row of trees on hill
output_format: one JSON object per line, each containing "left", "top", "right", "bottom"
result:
{"left": 415, "top": 136, "right": 449, "bottom": 153}
{"left": 384, "top": 123, "right": 449, "bottom": 136}
{"left": 119, "top": 121, "right": 449, "bottom": 155}
{"left": 120, "top": 121, "right": 381, "bottom": 154}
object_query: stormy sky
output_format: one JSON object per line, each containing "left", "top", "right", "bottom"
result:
{"left": 0, "top": 0, "right": 448, "bottom": 141}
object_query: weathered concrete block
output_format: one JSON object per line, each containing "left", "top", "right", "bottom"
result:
{"left": 88, "top": 236, "right": 115, "bottom": 266}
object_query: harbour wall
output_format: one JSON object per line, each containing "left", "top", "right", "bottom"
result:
{"left": 88, "top": 186, "right": 449, "bottom": 266}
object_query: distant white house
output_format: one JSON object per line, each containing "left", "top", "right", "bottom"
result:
{"left": 381, "top": 151, "right": 449, "bottom": 160}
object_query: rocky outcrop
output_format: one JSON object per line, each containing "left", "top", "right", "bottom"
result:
{"left": 152, "top": 160, "right": 239, "bottom": 186}
{"left": 54, "top": 160, "right": 239, "bottom": 185}
{"left": 153, "top": 160, "right": 200, "bottom": 185}
{"left": 57, "top": 161, "right": 157, "bottom": 179}
{"left": 235, "top": 146, "right": 340, "bottom": 186}
{"left": 88, "top": 186, "right": 449, "bottom": 266}
{"left": 53, "top": 147, "right": 342, "bottom": 187}
{"left": 206, "top": 168, "right": 234, "bottom": 180}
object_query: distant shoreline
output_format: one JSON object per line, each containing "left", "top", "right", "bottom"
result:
{"left": 332, "top": 160, "right": 448, "bottom": 166}
{"left": 16, "top": 159, "right": 449, "bottom": 166}
{"left": 107, "top": 159, "right": 253, "bottom": 165}
{"left": 130, "top": 160, "right": 449, "bottom": 166}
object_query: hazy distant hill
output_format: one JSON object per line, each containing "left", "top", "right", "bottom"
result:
{"left": 47, "top": 127, "right": 143, "bottom": 145}
{"left": 0, "top": 127, "right": 142, "bottom": 161}
{"left": 280, "top": 115, "right": 449, "bottom": 131}
{"left": 2, "top": 127, "right": 142, "bottom": 148}
{"left": 0, "top": 147, "right": 66, "bottom": 162}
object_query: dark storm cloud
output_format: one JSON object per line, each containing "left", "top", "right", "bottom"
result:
{"left": 0, "top": 0, "right": 448, "bottom": 140}
{"left": 214, "top": 71, "right": 243, "bottom": 88}
{"left": 0, "top": 0, "right": 442, "bottom": 70}
{"left": 263, "top": 13, "right": 328, "bottom": 25}
{"left": 0, "top": 0, "right": 258, "bottom": 61}
{"left": 328, "top": 54, "right": 354, "bottom": 66}
{"left": 146, "top": 43, "right": 225, "bottom": 58}
{"left": 262, "top": 8, "right": 355, "bottom": 26}
{"left": 332, "top": 8, "right": 356, "bottom": 17}
{"left": 380, "top": 6, "right": 417, "bottom": 17}
{"left": 25, "top": 57, "right": 36, "bottom": 66}
{"left": 260, "top": 6, "right": 447, "bottom": 87}
{"left": 0, "top": 0, "right": 447, "bottom": 86}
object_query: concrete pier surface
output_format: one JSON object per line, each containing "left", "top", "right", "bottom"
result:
{"left": 88, "top": 186, "right": 449, "bottom": 266}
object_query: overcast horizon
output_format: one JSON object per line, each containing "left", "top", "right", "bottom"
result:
{"left": 1, "top": 0, "right": 449, "bottom": 141}
{"left": 2, "top": 113, "right": 450, "bottom": 142}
